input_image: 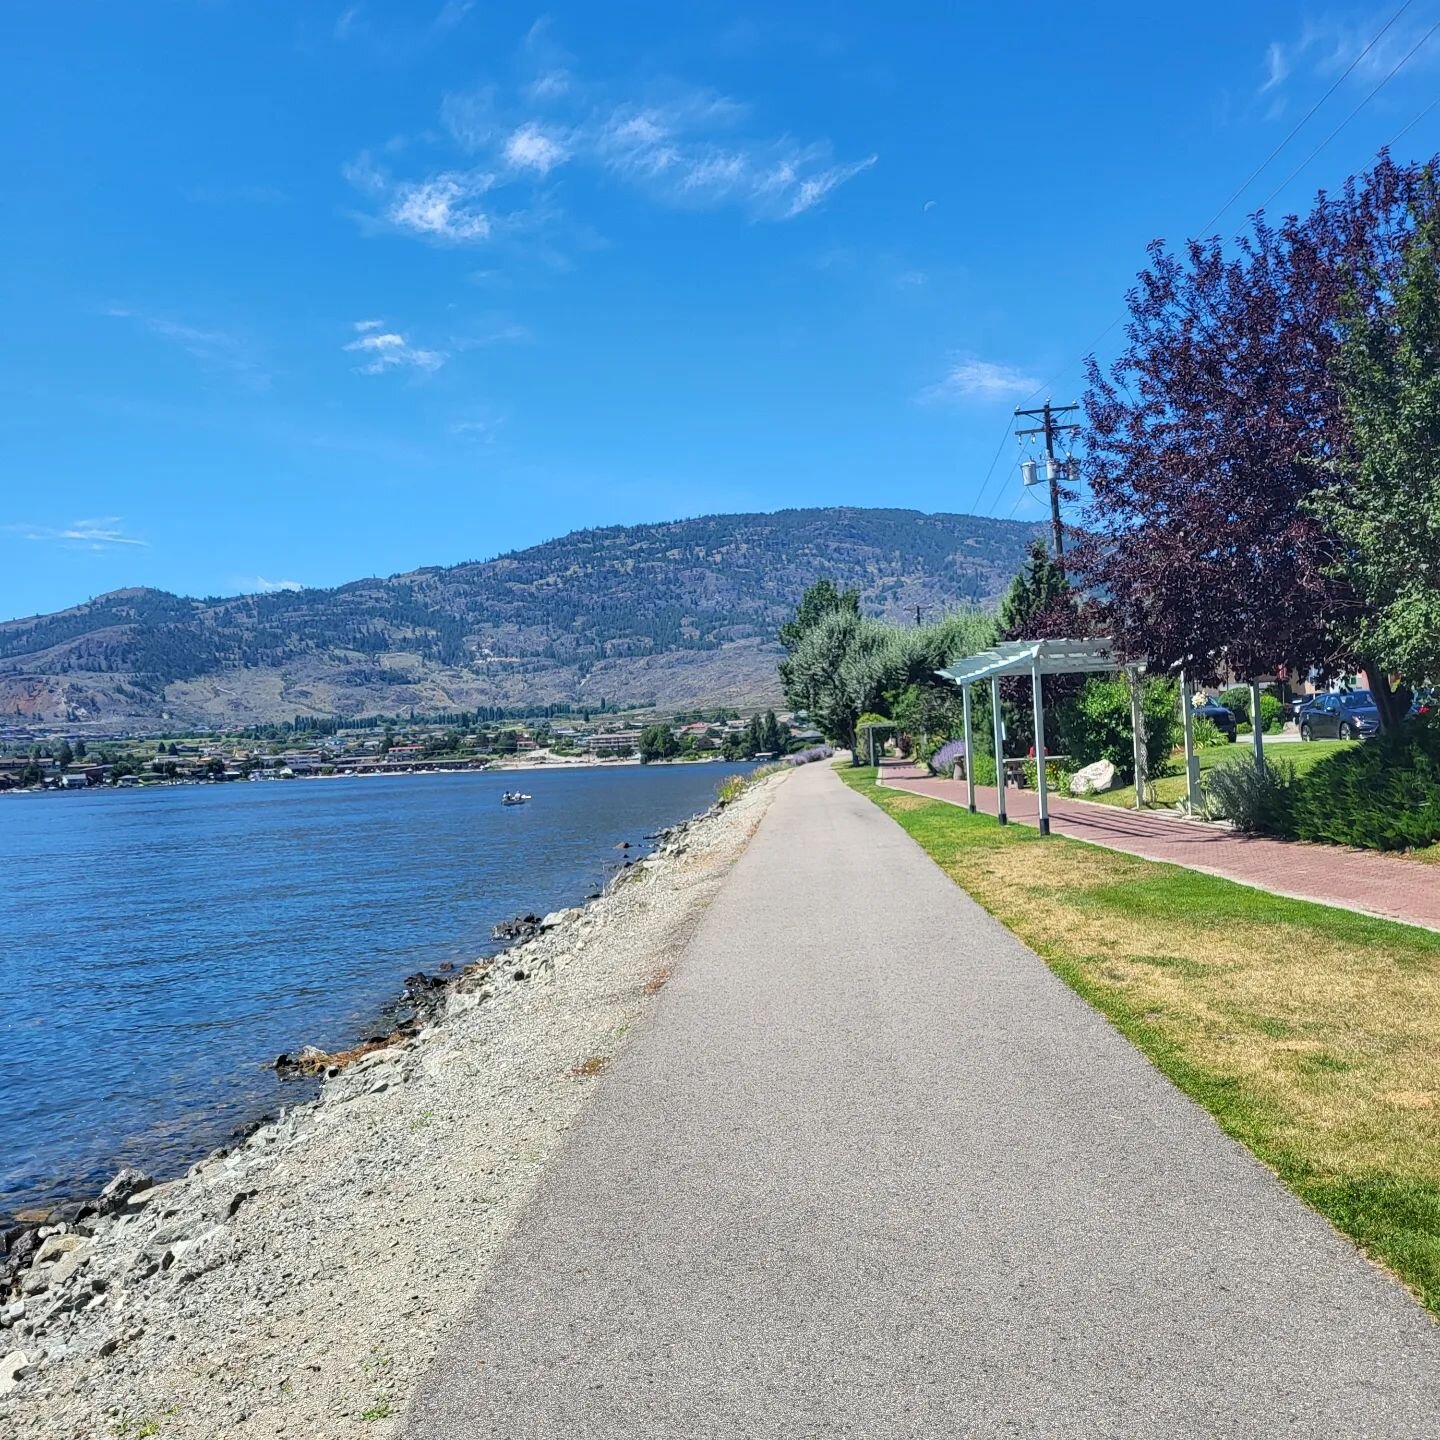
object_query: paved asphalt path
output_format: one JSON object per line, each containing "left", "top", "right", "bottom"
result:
{"left": 405, "top": 762, "right": 1440, "bottom": 1438}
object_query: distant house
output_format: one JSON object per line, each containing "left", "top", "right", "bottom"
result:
{"left": 386, "top": 744, "right": 423, "bottom": 762}
{"left": 58, "top": 773, "right": 90, "bottom": 789}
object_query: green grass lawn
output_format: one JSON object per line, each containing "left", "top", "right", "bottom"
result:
{"left": 841, "top": 762, "right": 1440, "bottom": 1317}
{"left": 1092, "top": 738, "right": 1355, "bottom": 809}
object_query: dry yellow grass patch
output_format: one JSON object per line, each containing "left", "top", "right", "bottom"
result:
{"left": 961, "top": 835, "right": 1440, "bottom": 1183}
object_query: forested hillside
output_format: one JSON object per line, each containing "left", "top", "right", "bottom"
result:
{"left": 0, "top": 508, "right": 1039, "bottom": 727}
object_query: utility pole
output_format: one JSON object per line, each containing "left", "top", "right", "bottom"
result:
{"left": 1014, "top": 400, "right": 1081, "bottom": 578}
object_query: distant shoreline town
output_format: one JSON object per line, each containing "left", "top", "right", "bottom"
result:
{"left": 0, "top": 708, "right": 816, "bottom": 793}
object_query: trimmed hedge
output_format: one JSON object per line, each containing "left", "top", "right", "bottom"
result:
{"left": 1287, "top": 723, "right": 1440, "bottom": 850}
{"left": 1206, "top": 721, "right": 1440, "bottom": 851}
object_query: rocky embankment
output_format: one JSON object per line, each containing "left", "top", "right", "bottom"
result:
{"left": 0, "top": 774, "right": 780, "bottom": 1438}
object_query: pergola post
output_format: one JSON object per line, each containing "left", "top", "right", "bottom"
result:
{"left": 990, "top": 674, "right": 1007, "bottom": 825}
{"left": 961, "top": 683, "right": 976, "bottom": 813}
{"left": 1030, "top": 658, "right": 1050, "bottom": 836}
{"left": 1127, "top": 666, "right": 1148, "bottom": 811}
{"left": 1179, "top": 671, "right": 1202, "bottom": 814}
{"left": 1250, "top": 678, "right": 1265, "bottom": 774}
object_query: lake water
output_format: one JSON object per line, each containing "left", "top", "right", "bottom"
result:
{"left": 0, "top": 764, "right": 750, "bottom": 1213}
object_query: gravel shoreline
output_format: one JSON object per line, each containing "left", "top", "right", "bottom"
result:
{"left": 1, "top": 772, "right": 780, "bottom": 1438}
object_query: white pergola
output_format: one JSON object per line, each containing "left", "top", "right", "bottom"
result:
{"left": 936, "top": 638, "right": 1270, "bottom": 830}
{"left": 935, "top": 638, "right": 1144, "bottom": 835}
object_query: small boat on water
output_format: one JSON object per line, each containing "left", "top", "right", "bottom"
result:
{"left": 501, "top": 791, "right": 532, "bottom": 806}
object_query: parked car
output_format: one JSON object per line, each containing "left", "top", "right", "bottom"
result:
{"left": 1300, "top": 690, "right": 1379, "bottom": 741}
{"left": 1192, "top": 696, "right": 1238, "bottom": 742}
{"left": 1285, "top": 694, "right": 1318, "bottom": 722}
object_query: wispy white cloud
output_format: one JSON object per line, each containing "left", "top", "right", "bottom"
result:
{"left": 1260, "top": 12, "right": 1440, "bottom": 97}
{"left": 346, "top": 30, "right": 875, "bottom": 241}
{"left": 388, "top": 171, "right": 495, "bottom": 241}
{"left": 344, "top": 321, "right": 446, "bottom": 375}
{"left": 333, "top": 1, "right": 470, "bottom": 49}
{"left": 1259, "top": 41, "right": 1290, "bottom": 95}
{"left": 107, "top": 306, "right": 270, "bottom": 390}
{"left": 782, "top": 156, "right": 878, "bottom": 217}
{"left": 920, "top": 359, "right": 1040, "bottom": 404}
{"left": 5, "top": 517, "right": 149, "bottom": 551}
{"left": 449, "top": 410, "right": 505, "bottom": 442}
{"left": 432, "top": 1, "right": 472, "bottom": 31}
{"left": 334, "top": 4, "right": 362, "bottom": 41}
{"left": 504, "top": 123, "right": 569, "bottom": 174}
{"left": 249, "top": 576, "right": 304, "bottom": 593}
{"left": 527, "top": 69, "right": 572, "bottom": 102}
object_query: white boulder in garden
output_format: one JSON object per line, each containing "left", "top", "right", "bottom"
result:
{"left": 1069, "top": 759, "right": 1117, "bottom": 796}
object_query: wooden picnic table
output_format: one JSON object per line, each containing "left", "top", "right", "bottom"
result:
{"left": 1001, "top": 755, "right": 1069, "bottom": 788}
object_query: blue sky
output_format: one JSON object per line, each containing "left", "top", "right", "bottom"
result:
{"left": 3, "top": 2, "right": 1438, "bottom": 620}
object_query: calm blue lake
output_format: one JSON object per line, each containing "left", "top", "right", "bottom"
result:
{"left": 0, "top": 763, "right": 749, "bottom": 1213}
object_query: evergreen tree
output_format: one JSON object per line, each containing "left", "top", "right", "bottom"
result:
{"left": 759, "top": 710, "right": 784, "bottom": 754}
{"left": 997, "top": 540, "right": 1077, "bottom": 641}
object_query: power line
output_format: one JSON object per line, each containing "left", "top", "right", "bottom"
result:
{"left": 1199, "top": 0, "right": 1415, "bottom": 236}
{"left": 1387, "top": 91, "right": 1440, "bottom": 148}
{"left": 1010, "top": 2, "right": 1425, "bottom": 411}
{"left": 1256, "top": 18, "right": 1440, "bottom": 211}
{"left": 1014, "top": 401, "right": 1081, "bottom": 576}
{"left": 970, "top": 413, "right": 1019, "bottom": 514}
{"left": 985, "top": 6, "right": 1437, "bottom": 516}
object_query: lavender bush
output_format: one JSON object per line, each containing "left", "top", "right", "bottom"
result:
{"left": 784, "top": 745, "right": 834, "bottom": 766}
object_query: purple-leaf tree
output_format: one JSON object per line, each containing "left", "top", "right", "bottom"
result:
{"left": 1073, "top": 153, "right": 1428, "bottom": 730}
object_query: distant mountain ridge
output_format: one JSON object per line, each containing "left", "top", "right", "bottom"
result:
{"left": 0, "top": 507, "right": 1040, "bottom": 728}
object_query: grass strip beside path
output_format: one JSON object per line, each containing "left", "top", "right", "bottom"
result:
{"left": 840, "top": 763, "right": 1440, "bottom": 1316}
{"left": 1091, "top": 737, "right": 1353, "bottom": 809}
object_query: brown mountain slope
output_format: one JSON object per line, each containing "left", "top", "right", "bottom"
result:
{"left": 0, "top": 507, "right": 1039, "bottom": 727}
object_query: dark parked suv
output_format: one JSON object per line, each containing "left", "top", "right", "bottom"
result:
{"left": 1192, "top": 696, "right": 1238, "bottom": 742}
{"left": 1300, "top": 690, "right": 1380, "bottom": 740}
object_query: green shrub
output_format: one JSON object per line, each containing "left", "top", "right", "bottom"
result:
{"left": 1219, "top": 687, "right": 1284, "bottom": 733}
{"left": 1191, "top": 716, "right": 1225, "bottom": 748}
{"left": 1202, "top": 756, "right": 1296, "bottom": 832}
{"left": 1063, "top": 676, "right": 1181, "bottom": 782}
{"left": 1220, "top": 686, "right": 1252, "bottom": 725}
{"left": 969, "top": 749, "right": 998, "bottom": 787}
{"left": 1287, "top": 722, "right": 1440, "bottom": 850}
{"left": 1021, "top": 756, "right": 1073, "bottom": 792}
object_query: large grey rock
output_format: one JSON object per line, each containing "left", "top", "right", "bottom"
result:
{"left": 97, "top": 1168, "right": 152, "bottom": 1216}
{"left": 48, "top": 1243, "right": 91, "bottom": 1287}
{"left": 123, "top": 1182, "right": 178, "bottom": 1216}
{"left": 0, "top": 1349, "right": 27, "bottom": 1395}
{"left": 34, "top": 1234, "right": 83, "bottom": 1266}
{"left": 1069, "top": 758, "right": 1118, "bottom": 795}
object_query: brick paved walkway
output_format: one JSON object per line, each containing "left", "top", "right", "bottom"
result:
{"left": 879, "top": 759, "right": 1440, "bottom": 933}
